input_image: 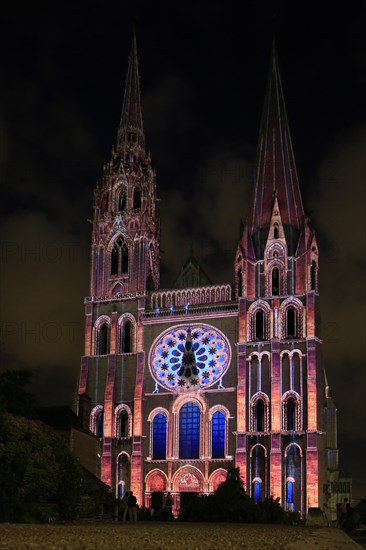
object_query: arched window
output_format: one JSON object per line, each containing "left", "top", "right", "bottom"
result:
{"left": 133, "top": 189, "right": 141, "bottom": 209}
{"left": 287, "top": 307, "right": 296, "bottom": 338}
{"left": 153, "top": 413, "right": 167, "bottom": 460}
{"left": 286, "top": 397, "right": 296, "bottom": 430}
{"left": 122, "top": 321, "right": 131, "bottom": 353}
{"left": 272, "top": 267, "right": 279, "bottom": 295}
{"left": 273, "top": 223, "right": 279, "bottom": 239}
{"left": 111, "top": 237, "right": 129, "bottom": 275}
{"left": 255, "top": 310, "right": 264, "bottom": 339}
{"left": 95, "top": 411, "right": 104, "bottom": 438}
{"left": 255, "top": 399, "right": 265, "bottom": 432}
{"left": 98, "top": 324, "right": 110, "bottom": 355}
{"left": 116, "top": 453, "right": 130, "bottom": 499}
{"left": 119, "top": 410, "right": 129, "bottom": 438}
{"left": 179, "top": 402, "right": 200, "bottom": 459}
{"left": 285, "top": 445, "right": 301, "bottom": 510}
{"left": 212, "top": 411, "right": 225, "bottom": 458}
{"left": 237, "top": 268, "right": 243, "bottom": 297}
{"left": 310, "top": 260, "right": 317, "bottom": 291}
{"left": 118, "top": 193, "right": 126, "bottom": 212}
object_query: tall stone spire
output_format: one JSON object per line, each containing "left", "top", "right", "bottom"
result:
{"left": 113, "top": 33, "right": 146, "bottom": 167}
{"left": 248, "top": 40, "right": 304, "bottom": 235}
{"left": 120, "top": 32, "right": 143, "bottom": 133}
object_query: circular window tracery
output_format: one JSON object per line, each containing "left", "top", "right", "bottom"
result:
{"left": 149, "top": 324, "right": 231, "bottom": 392}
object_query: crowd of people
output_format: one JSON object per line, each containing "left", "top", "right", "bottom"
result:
{"left": 116, "top": 491, "right": 174, "bottom": 522}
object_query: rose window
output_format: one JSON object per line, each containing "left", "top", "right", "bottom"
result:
{"left": 149, "top": 324, "right": 231, "bottom": 392}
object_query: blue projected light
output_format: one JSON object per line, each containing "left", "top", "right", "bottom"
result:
{"left": 149, "top": 324, "right": 231, "bottom": 392}
{"left": 179, "top": 402, "right": 200, "bottom": 459}
{"left": 212, "top": 411, "right": 225, "bottom": 458}
{"left": 153, "top": 413, "right": 167, "bottom": 459}
{"left": 287, "top": 480, "right": 294, "bottom": 503}
{"left": 254, "top": 480, "right": 261, "bottom": 503}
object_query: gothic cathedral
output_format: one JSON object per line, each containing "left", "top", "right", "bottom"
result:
{"left": 76, "top": 36, "right": 336, "bottom": 517}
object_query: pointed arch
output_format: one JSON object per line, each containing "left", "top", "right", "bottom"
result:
{"left": 282, "top": 391, "right": 302, "bottom": 431}
{"left": 110, "top": 235, "right": 129, "bottom": 276}
{"left": 280, "top": 298, "right": 303, "bottom": 339}
{"left": 171, "top": 465, "right": 204, "bottom": 493}
{"left": 117, "top": 313, "right": 136, "bottom": 354}
{"left": 148, "top": 407, "right": 169, "bottom": 460}
{"left": 93, "top": 316, "right": 111, "bottom": 355}
{"left": 208, "top": 468, "right": 228, "bottom": 492}
{"left": 90, "top": 405, "right": 104, "bottom": 438}
{"left": 248, "top": 300, "right": 271, "bottom": 341}
{"left": 115, "top": 404, "right": 132, "bottom": 438}
{"left": 284, "top": 443, "right": 302, "bottom": 512}
{"left": 116, "top": 451, "right": 130, "bottom": 498}
{"left": 250, "top": 444, "right": 267, "bottom": 502}
{"left": 209, "top": 405, "right": 230, "bottom": 459}
{"left": 145, "top": 469, "right": 168, "bottom": 493}
{"left": 250, "top": 392, "right": 270, "bottom": 432}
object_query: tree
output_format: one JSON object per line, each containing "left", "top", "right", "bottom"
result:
{"left": 0, "top": 369, "right": 35, "bottom": 418}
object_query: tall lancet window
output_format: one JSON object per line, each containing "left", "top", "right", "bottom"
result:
{"left": 273, "top": 223, "right": 279, "bottom": 239}
{"left": 121, "top": 321, "right": 131, "bottom": 353}
{"left": 310, "top": 260, "right": 317, "bottom": 291}
{"left": 119, "top": 410, "right": 128, "bottom": 438}
{"left": 111, "top": 237, "right": 129, "bottom": 275}
{"left": 99, "top": 324, "right": 110, "bottom": 355}
{"left": 153, "top": 413, "right": 167, "bottom": 460}
{"left": 133, "top": 189, "right": 141, "bottom": 209}
{"left": 255, "top": 310, "right": 264, "bottom": 339}
{"left": 237, "top": 268, "right": 243, "bottom": 297}
{"left": 287, "top": 307, "right": 296, "bottom": 338}
{"left": 272, "top": 267, "right": 279, "bottom": 295}
{"left": 211, "top": 411, "right": 225, "bottom": 458}
{"left": 179, "top": 402, "right": 200, "bottom": 459}
{"left": 286, "top": 397, "right": 296, "bottom": 431}
{"left": 255, "top": 399, "right": 265, "bottom": 432}
{"left": 118, "top": 192, "right": 126, "bottom": 212}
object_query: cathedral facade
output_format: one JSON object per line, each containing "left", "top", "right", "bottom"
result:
{"left": 76, "top": 36, "right": 333, "bottom": 517}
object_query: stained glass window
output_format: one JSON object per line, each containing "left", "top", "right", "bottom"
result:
{"left": 153, "top": 413, "right": 167, "bottom": 459}
{"left": 179, "top": 402, "right": 200, "bottom": 459}
{"left": 149, "top": 324, "right": 231, "bottom": 392}
{"left": 212, "top": 411, "right": 225, "bottom": 458}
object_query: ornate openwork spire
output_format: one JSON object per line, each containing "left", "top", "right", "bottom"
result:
{"left": 113, "top": 33, "right": 146, "bottom": 166}
{"left": 248, "top": 40, "right": 304, "bottom": 234}
{"left": 120, "top": 32, "right": 143, "bottom": 133}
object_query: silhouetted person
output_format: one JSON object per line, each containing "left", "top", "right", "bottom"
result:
{"left": 128, "top": 491, "right": 137, "bottom": 522}
{"left": 337, "top": 497, "right": 349, "bottom": 528}
{"left": 164, "top": 492, "right": 174, "bottom": 521}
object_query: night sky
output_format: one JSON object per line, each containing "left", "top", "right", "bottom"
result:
{"left": 1, "top": 2, "right": 365, "bottom": 497}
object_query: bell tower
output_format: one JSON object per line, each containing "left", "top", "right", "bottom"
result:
{"left": 78, "top": 35, "right": 160, "bottom": 500}
{"left": 90, "top": 34, "right": 160, "bottom": 298}
{"left": 235, "top": 40, "right": 325, "bottom": 515}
